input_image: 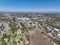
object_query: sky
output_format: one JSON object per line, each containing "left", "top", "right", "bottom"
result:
{"left": 0, "top": 0, "right": 60, "bottom": 12}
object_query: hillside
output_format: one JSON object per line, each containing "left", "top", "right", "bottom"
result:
{"left": 29, "top": 30, "right": 53, "bottom": 45}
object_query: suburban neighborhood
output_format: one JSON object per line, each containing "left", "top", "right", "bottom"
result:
{"left": 0, "top": 13, "right": 60, "bottom": 45}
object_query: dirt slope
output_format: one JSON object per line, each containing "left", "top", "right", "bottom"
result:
{"left": 29, "top": 30, "right": 53, "bottom": 45}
